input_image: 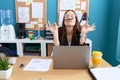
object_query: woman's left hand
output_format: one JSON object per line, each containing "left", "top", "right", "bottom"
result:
{"left": 81, "top": 23, "right": 96, "bottom": 34}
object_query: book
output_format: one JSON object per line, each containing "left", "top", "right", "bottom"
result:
{"left": 89, "top": 67, "right": 120, "bottom": 80}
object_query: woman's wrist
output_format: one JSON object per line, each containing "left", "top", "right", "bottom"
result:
{"left": 80, "top": 33, "right": 87, "bottom": 37}
{"left": 53, "top": 33, "right": 59, "bottom": 46}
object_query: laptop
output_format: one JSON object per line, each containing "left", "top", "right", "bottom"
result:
{"left": 53, "top": 46, "right": 90, "bottom": 69}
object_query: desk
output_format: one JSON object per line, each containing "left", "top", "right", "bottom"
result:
{"left": 9, "top": 57, "right": 111, "bottom": 80}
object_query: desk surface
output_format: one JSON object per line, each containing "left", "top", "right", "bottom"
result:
{"left": 9, "top": 57, "right": 111, "bottom": 80}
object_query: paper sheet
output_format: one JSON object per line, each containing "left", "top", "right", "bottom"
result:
{"left": 17, "top": 0, "right": 28, "bottom": 2}
{"left": 23, "top": 59, "right": 52, "bottom": 71}
{"left": 76, "top": 5, "right": 80, "bottom": 8}
{"left": 18, "top": 7, "right": 30, "bottom": 23}
{"left": 81, "top": 2, "right": 87, "bottom": 10}
{"left": 32, "top": 2, "right": 43, "bottom": 18}
{"left": 90, "top": 67, "right": 120, "bottom": 80}
{"left": 17, "top": 0, "right": 33, "bottom": 3}
{"left": 76, "top": 11, "right": 82, "bottom": 22}
{"left": 25, "top": 24, "right": 31, "bottom": 28}
{"left": 30, "top": 21, "right": 38, "bottom": 24}
{"left": 76, "top": 0, "right": 80, "bottom": 4}
{"left": 60, "top": 0, "right": 75, "bottom": 10}
{"left": 59, "top": 11, "right": 65, "bottom": 26}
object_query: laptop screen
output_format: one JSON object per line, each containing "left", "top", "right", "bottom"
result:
{"left": 53, "top": 46, "right": 90, "bottom": 69}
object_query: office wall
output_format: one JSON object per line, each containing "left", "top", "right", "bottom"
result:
{"left": 47, "top": 0, "right": 57, "bottom": 23}
{"left": 89, "top": 0, "right": 120, "bottom": 66}
{"left": 0, "top": 0, "right": 120, "bottom": 66}
{"left": 106, "top": 0, "right": 120, "bottom": 66}
{"left": 89, "top": 0, "right": 109, "bottom": 52}
{"left": 89, "top": 0, "right": 116, "bottom": 65}
{"left": 116, "top": 19, "right": 120, "bottom": 63}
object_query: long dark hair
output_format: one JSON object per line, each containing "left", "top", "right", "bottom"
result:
{"left": 60, "top": 10, "right": 81, "bottom": 44}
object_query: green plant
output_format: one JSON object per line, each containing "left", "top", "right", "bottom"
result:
{"left": 0, "top": 56, "right": 10, "bottom": 70}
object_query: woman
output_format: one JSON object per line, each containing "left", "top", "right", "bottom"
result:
{"left": 46, "top": 10, "right": 95, "bottom": 46}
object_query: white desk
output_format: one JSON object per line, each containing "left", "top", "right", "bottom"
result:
{"left": 0, "top": 38, "right": 92, "bottom": 57}
{"left": 0, "top": 39, "right": 53, "bottom": 56}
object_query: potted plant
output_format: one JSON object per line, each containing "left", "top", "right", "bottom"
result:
{"left": 0, "top": 56, "right": 12, "bottom": 79}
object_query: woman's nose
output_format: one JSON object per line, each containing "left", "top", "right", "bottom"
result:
{"left": 67, "top": 15, "right": 72, "bottom": 19}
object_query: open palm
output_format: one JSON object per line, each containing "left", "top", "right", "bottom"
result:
{"left": 81, "top": 23, "right": 96, "bottom": 34}
{"left": 45, "top": 23, "right": 59, "bottom": 35}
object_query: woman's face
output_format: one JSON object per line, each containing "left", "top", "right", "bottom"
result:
{"left": 64, "top": 11, "right": 76, "bottom": 26}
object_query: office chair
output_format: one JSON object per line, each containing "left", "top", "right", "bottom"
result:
{"left": 0, "top": 46, "right": 18, "bottom": 57}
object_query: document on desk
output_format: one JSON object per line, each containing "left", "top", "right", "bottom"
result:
{"left": 89, "top": 67, "right": 120, "bottom": 80}
{"left": 23, "top": 59, "right": 51, "bottom": 71}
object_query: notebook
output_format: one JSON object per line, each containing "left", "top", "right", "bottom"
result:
{"left": 53, "top": 46, "right": 90, "bottom": 69}
{"left": 89, "top": 67, "right": 120, "bottom": 80}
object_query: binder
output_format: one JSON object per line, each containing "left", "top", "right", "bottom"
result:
{"left": 88, "top": 67, "right": 120, "bottom": 80}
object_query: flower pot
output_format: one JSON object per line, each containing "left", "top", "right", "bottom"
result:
{"left": 0, "top": 67, "right": 12, "bottom": 79}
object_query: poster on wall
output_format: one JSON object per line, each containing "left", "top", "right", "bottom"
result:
{"left": 59, "top": 11, "right": 65, "bottom": 26}
{"left": 32, "top": 2, "right": 43, "bottom": 18}
{"left": 81, "top": 1, "right": 87, "bottom": 10}
{"left": 60, "top": 0, "right": 75, "bottom": 10}
{"left": 18, "top": 7, "right": 30, "bottom": 23}
{"left": 17, "top": 0, "right": 28, "bottom": 2}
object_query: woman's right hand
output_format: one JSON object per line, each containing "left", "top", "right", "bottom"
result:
{"left": 46, "top": 22, "right": 60, "bottom": 46}
{"left": 45, "top": 22, "right": 59, "bottom": 35}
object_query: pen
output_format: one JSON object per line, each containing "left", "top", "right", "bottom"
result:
{"left": 19, "top": 62, "right": 24, "bottom": 68}
{"left": 48, "top": 21, "right": 51, "bottom": 27}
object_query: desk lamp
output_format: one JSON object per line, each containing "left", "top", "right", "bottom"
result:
{"left": 80, "top": 12, "right": 88, "bottom": 26}
{"left": 36, "top": 24, "right": 42, "bottom": 40}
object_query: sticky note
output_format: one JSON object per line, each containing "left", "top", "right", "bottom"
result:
{"left": 38, "top": 24, "right": 43, "bottom": 28}
{"left": 26, "top": 2, "right": 30, "bottom": 6}
{"left": 27, "top": 0, "right": 32, "bottom": 4}
{"left": 31, "top": 24, "right": 35, "bottom": 28}
{"left": 38, "top": 18, "right": 42, "bottom": 23}
{"left": 30, "top": 0, "right": 33, "bottom": 3}
{"left": 76, "top": 0, "right": 80, "bottom": 4}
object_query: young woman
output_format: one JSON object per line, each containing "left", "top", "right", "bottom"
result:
{"left": 46, "top": 10, "right": 95, "bottom": 46}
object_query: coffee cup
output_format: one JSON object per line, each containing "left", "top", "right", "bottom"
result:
{"left": 92, "top": 51, "right": 103, "bottom": 68}
{"left": 28, "top": 31, "right": 34, "bottom": 39}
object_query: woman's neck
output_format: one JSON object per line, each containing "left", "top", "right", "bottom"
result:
{"left": 65, "top": 26, "right": 74, "bottom": 45}
{"left": 66, "top": 26, "right": 74, "bottom": 35}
